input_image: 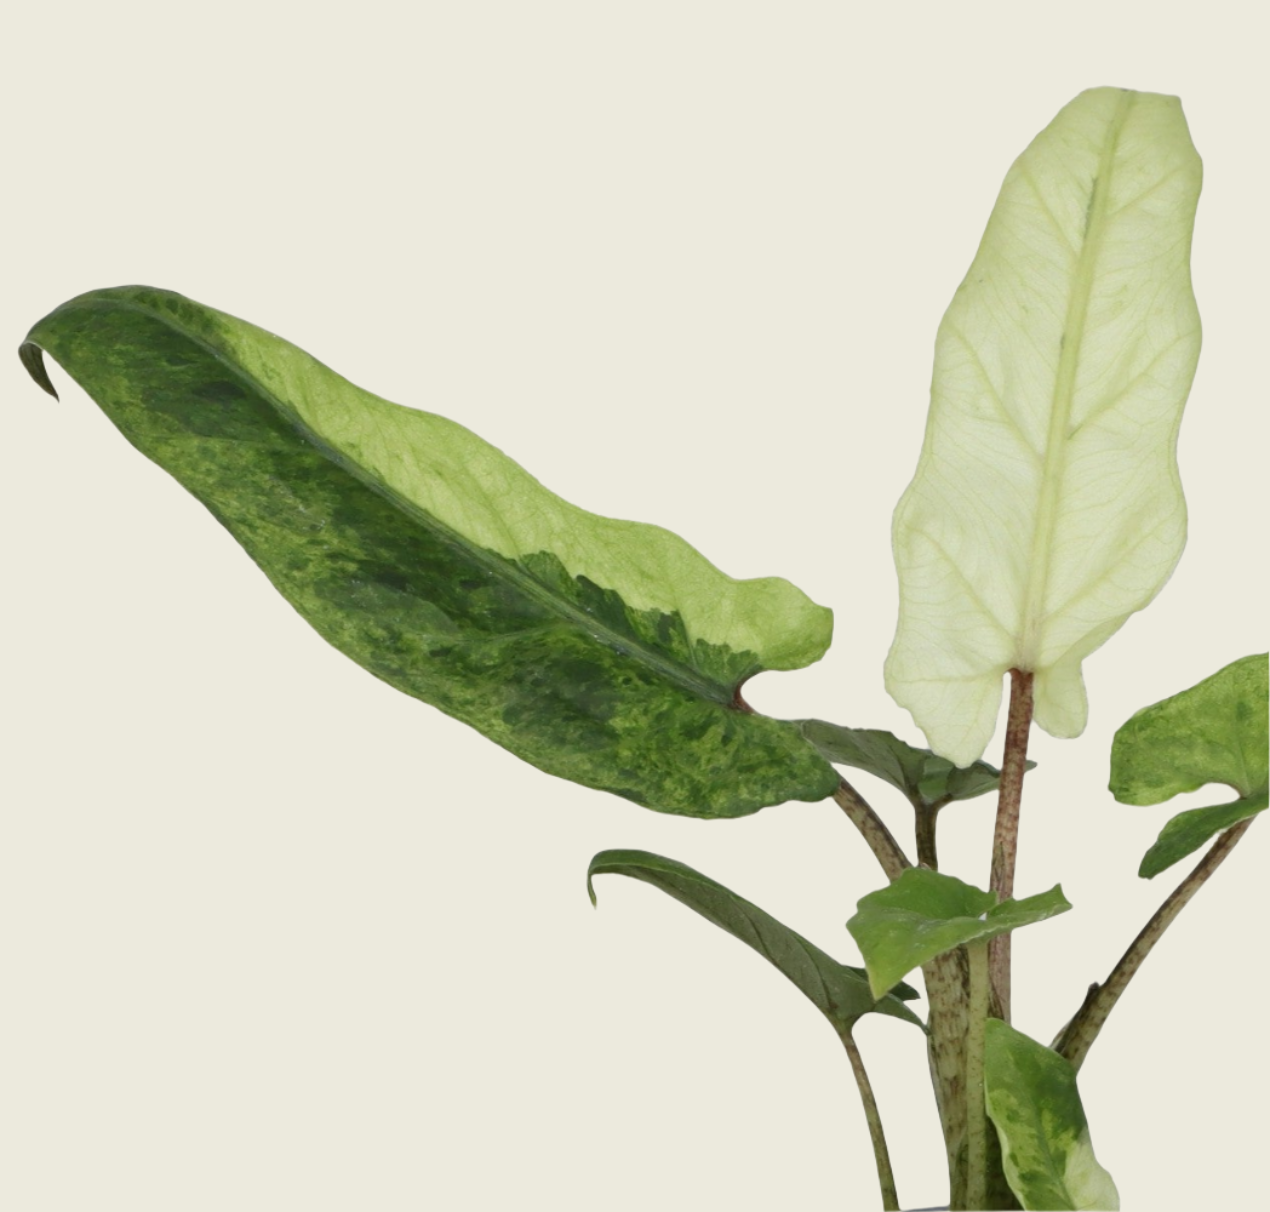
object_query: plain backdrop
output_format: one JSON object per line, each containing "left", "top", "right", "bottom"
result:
{"left": 2, "top": 3, "right": 1266, "bottom": 1210}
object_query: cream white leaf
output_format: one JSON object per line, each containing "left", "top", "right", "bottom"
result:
{"left": 885, "top": 88, "right": 1203, "bottom": 765}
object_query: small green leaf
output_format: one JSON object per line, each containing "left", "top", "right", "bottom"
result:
{"left": 801, "top": 720, "right": 1032, "bottom": 808}
{"left": 985, "top": 1020, "right": 1120, "bottom": 1210}
{"left": 20, "top": 287, "right": 839, "bottom": 817}
{"left": 885, "top": 88, "right": 1203, "bottom": 766}
{"left": 1112, "top": 655, "right": 1268, "bottom": 878}
{"left": 588, "top": 849, "right": 925, "bottom": 1034}
{"left": 847, "top": 868, "right": 1070, "bottom": 999}
{"left": 1138, "top": 791, "right": 1267, "bottom": 879}
{"left": 1111, "top": 654, "right": 1268, "bottom": 805}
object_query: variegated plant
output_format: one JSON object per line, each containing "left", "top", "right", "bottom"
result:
{"left": 20, "top": 87, "right": 1265, "bottom": 1211}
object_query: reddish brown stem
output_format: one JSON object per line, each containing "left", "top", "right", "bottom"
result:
{"left": 988, "top": 669, "right": 1034, "bottom": 1022}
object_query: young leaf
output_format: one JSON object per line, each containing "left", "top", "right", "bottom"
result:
{"left": 1138, "top": 792, "right": 1267, "bottom": 879}
{"left": 801, "top": 719, "right": 1032, "bottom": 808}
{"left": 1111, "top": 654, "right": 1268, "bottom": 877}
{"left": 20, "top": 287, "right": 838, "bottom": 817}
{"left": 984, "top": 1020, "right": 1120, "bottom": 1210}
{"left": 885, "top": 88, "right": 1203, "bottom": 766}
{"left": 1111, "top": 654, "right": 1268, "bottom": 804}
{"left": 587, "top": 849, "right": 925, "bottom": 1034}
{"left": 847, "top": 868, "right": 1070, "bottom": 999}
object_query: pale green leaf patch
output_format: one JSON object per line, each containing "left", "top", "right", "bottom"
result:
{"left": 801, "top": 720, "right": 1032, "bottom": 809}
{"left": 21, "top": 287, "right": 838, "bottom": 816}
{"left": 1111, "top": 654, "right": 1268, "bottom": 877}
{"left": 588, "top": 850, "right": 925, "bottom": 1034}
{"left": 985, "top": 1020, "right": 1120, "bottom": 1210}
{"left": 886, "top": 87, "right": 1203, "bottom": 766}
{"left": 846, "top": 868, "right": 1070, "bottom": 999}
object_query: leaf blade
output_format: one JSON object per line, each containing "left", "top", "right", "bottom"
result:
{"left": 985, "top": 1020, "right": 1120, "bottom": 1210}
{"left": 1138, "top": 792, "right": 1267, "bottom": 879}
{"left": 21, "top": 287, "right": 838, "bottom": 816}
{"left": 847, "top": 868, "right": 1070, "bottom": 998}
{"left": 588, "top": 849, "right": 925, "bottom": 1033}
{"left": 1111, "top": 654, "right": 1268, "bottom": 805}
{"left": 801, "top": 719, "right": 1031, "bottom": 808}
{"left": 885, "top": 88, "right": 1203, "bottom": 765}
{"left": 1110, "top": 654, "right": 1268, "bottom": 877}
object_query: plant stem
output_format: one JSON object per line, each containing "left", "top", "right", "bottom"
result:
{"left": 1053, "top": 816, "right": 1257, "bottom": 1072}
{"left": 922, "top": 948, "right": 970, "bottom": 1207}
{"left": 963, "top": 940, "right": 990, "bottom": 1212}
{"left": 833, "top": 772, "right": 914, "bottom": 879}
{"left": 916, "top": 801, "right": 942, "bottom": 870}
{"left": 987, "top": 669, "right": 1034, "bottom": 1022}
{"left": 834, "top": 779, "right": 911, "bottom": 882}
{"left": 840, "top": 1028, "right": 900, "bottom": 1212}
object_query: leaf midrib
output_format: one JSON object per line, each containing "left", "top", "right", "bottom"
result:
{"left": 54, "top": 294, "right": 743, "bottom": 708}
{"left": 1019, "top": 90, "right": 1135, "bottom": 668}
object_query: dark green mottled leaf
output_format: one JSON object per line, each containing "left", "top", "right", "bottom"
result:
{"left": 20, "top": 287, "right": 839, "bottom": 817}
{"left": 1138, "top": 790, "right": 1267, "bottom": 879}
{"left": 801, "top": 720, "right": 1032, "bottom": 808}
{"left": 847, "top": 868, "right": 1070, "bottom": 998}
{"left": 985, "top": 1020, "right": 1119, "bottom": 1210}
{"left": 587, "top": 849, "right": 925, "bottom": 1033}
{"left": 1111, "top": 655, "right": 1268, "bottom": 877}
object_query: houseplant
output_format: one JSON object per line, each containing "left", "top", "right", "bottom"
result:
{"left": 18, "top": 85, "right": 1266, "bottom": 1210}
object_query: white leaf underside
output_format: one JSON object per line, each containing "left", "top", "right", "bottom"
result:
{"left": 886, "top": 88, "right": 1202, "bottom": 766}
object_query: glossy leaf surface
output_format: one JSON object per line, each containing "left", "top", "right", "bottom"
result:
{"left": 847, "top": 868, "right": 1070, "bottom": 998}
{"left": 801, "top": 720, "right": 1031, "bottom": 808}
{"left": 588, "top": 849, "right": 924, "bottom": 1033}
{"left": 20, "top": 287, "right": 838, "bottom": 816}
{"left": 1112, "top": 654, "right": 1268, "bottom": 877}
{"left": 886, "top": 88, "right": 1203, "bottom": 766}
{"left": 985, "top": 1020, "right": 1120, "bottom": 1210}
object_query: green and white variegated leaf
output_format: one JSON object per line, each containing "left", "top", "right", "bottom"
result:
{"left": 801, "top": 719, "right": 1031, "bottom": 809}
{"left": 985, "top": 1020, "right": 1120, "bottom": 1210}
{"left": 587, "top": 850, "right": 925, "bottom": 1033}
{"left": 885, "top": 88, "right": 1203, "bottom": 766}
{"left": 20, "top": 287, "right": 837, "bottom": 817}
{"left": 1111, "top": 654, "right": 1268, "bottom": 877}
{"left": 846, "top": 867, "right": 1070, "bottom": 999}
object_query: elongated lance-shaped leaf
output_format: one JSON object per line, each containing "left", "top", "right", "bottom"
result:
{"left": 1111, "top": 654, "right": 1268, "bottom": 877}
{"left": 587, "top": 850, "right": 925, "bottom": 1033}
{"left": 20, "top": 287, "right": 838, "bottom": 817}
{"left": 847, "top": 868, "right": 1070, "bottom": 999}
{"left": 885, "top": 88, "right": 1203, "bottom": 766}
{"left": 985, "top": 1020, "right": 1120, "bottom": 1210}
{"left": 801, "top": 719, "right": 1032, "bottom": 809}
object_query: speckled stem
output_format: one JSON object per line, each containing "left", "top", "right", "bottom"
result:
{"left": 1054, "top": 816, "right": 1256, "bottom": 1072}
{"left": 834, "top": 779, "right": 911, "bottom": 882}
{"left": 988, "top": 670, "right": 1034, "bottom": 1022}
{"left": 841, "top": 1029, "right": 900, "bottom": 1212}
{"left": 963, "top": 941, "right": 991, "bottom": 1211}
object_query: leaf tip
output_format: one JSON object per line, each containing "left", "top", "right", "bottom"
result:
{"left": 19, "top": 341, "right": 58, "bottom": 399}
{"left": 586, "top": 854, "right": 609, "bottom": 908}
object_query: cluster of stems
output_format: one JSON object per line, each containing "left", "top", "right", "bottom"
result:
{"left": 831, "top": 669, "right": 1254, "bottom": 1211}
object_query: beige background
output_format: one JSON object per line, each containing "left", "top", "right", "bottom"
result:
{"left": 3, "top": 3, "right": 1265, "bottom": 1209}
